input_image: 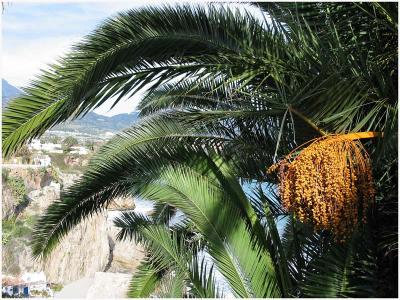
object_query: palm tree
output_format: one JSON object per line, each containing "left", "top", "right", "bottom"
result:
{"left": 2, "top": 2, "right": 397, "bottom": 297}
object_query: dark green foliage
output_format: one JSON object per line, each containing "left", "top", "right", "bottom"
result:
{"left": 300, "top": 230, "right": 377, "bottom": 297}
{"left": 371, "top": 157, "right": 398, "bottom": 297}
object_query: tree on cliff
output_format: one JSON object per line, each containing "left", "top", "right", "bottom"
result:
{"left": 62, "top": 136, "right": 78, "bottom": 153}
{"left": 14, "top": 144, "right": 32, "bottom": 164}
{"left": 2, "top": 3, "right": 397, "bottom": 297}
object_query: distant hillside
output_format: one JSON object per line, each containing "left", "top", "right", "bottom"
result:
{"left": 2, "top": 79, "right": 22, "bottom": 107}
{"left": 2, "top": 79, "right": 139, "bottom": 134}
{"left": 52, "top": 111, "right": 139, "bottom": 134}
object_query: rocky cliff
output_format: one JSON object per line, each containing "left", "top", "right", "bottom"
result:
{"left": 43, "top": 212, "right": 110, "bottom": 283}
{"left": 2, "top": 168, "right": 144, "bottom": 287}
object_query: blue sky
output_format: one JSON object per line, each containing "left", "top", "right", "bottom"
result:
{"left": 2, "top": 1, "right": 261, "bottom": 116}
{"left": 2, "top": 1, "right": 169, "bottom": 115}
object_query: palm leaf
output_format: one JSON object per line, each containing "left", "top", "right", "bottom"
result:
{"left": 133, "top": 163, "right": 280, "bottom": 297}
{"left": 188, "top": 254, "right": 221, "bottom": 298}
{"left": 300, "top": 231, "right": 377, "bottom": 297}
{"left": 2, "top": 4, "right": 273, "bottom": 157}
{"left": 127, "top": 260, "right": 163, "bottom": 298}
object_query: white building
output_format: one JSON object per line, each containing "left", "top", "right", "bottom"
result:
{"left": 32, "top": 154, "right": 52, "bottom": 167}
{"left": 29, "top": 139, "right": 42, "bottom": 151}
{"left": 22, "top": 272, "right": 53, "bottom": 297}
{"left": 29, "top": 139, "right": 63, "bottom": 153}
{"left": 70, "top": 146, "right": 89, "bottom": 155}
{"left": 21, "top": 272, "right": 46, "bottom": 286}
{"left": 2, "top": 272, "right": 51, "bottom": 298}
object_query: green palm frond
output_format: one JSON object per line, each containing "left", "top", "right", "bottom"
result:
{"left": 132, "top": 226, "right": 190, "bottom": 298}
{"left": 138, "top": 78, "right": 238, "bottom": 116}
{"left": 151, "top": 202, "right": 177, "bottom": 225}
{"left": 30, "top": 113, "right": 226, "bottom": 258}
{"left": 133, "top": 163, "right": 280, "bottom": 297}
{"left": 300, "top": 231, "right": 377, "bottom": 297}
{"left": 188, "top": 255, "right": 221, "bottom": 298}
{"left": 139, "top": 225, "right": 188, "bottom": 274}
{"left": 255, "top": 2, "right": 397, "bottom": 138}
{"left": 2, "top": 4, "right": 273, "bottom": 157}
{"left": 115, "top": 210, "right": 218, "bottom": 297}
{"left": 127, "top": 260, "right": 163, "bottom": 298}
{"left": 114, "top": 211, "right": 152, "bottom": 243}
{"left": 250, "top": 186, "right": 292, "bottom": 294}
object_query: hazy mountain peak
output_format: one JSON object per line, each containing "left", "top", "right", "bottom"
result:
{"left": 2, "top": 79, "right": 22, "bottom": 107}
{"left": 2, "top": 79, "right": 138, "bottom": 133}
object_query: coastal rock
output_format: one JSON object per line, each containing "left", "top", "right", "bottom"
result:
{"left": 2, "top": 187, "right": 15, "bottom": 219}
{"left": 24, "top": 184, "right": 60, "bottom": 214}
{"left": 85, "top": 272, "right": 132, "bottom": 299}
{"left": 42, "top": 212, "right": 110, "bottom": 284}
{"left": 108, "top": 196, "right": 136, "bottom": 210}
{"left": 3, "top": 168, "right": 145, "bottom": 287}
{"left": 107, "top": 226, "right": 145, "bottom": 273}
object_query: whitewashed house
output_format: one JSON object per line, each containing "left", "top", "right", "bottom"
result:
{"left": 1, "top": 272, "right": 55, "bottom": 298}
{"left": 11, "top": 157, "right": 22, "bottom": 164}
{"left": 22, "top": 272, "right": 50, "bottom": 295}
{"left": 2, "top": 276, "right": 29, "bottom": 297}
{"left": 29, "top": 139, "right": 42, "bottom": 151}
{"left": 32, "top": 154, "right": 52, "bottom": 166}
{"left": 42, "top": 142, "right": 63, "bottom": 153}
{"left": 70, "top": 146, "right": 89, "bottom": 155}
{"left": 29, "top": 139, "right": 63, "bottom": 153}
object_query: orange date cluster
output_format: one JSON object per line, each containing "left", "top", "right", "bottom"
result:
{"left": 269, "top": 135, "right": 375, "bottom": 241}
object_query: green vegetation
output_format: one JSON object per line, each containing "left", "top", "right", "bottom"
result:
{"left": 2, "top": 2, "right": 397, "bottom": 298}
{"left": 62, "top": 136, "right": 78, "bottom": 153}
{"left": 4, "top": 176, "right": 27, "bottom": 205}
{"left": 38, "top": 166, "right": 61, "bottom": 183}
{"left": 30, "top": 290, "right": 52, "bottom": 298}
{"left": 27, "top": 167, "right": 35, "bottom": 176}
{"left": 14, "top": 144, "right": 32, "bottom": 163}
{"left": 2, "top": 218, "right": 33, "bottom": 245}
{"left": 85, "top": 140, "right": 95, "bottom": 151}
{"left": 47, "top": 165, "right": 61, "bottom": 183}
{"left": 50, "top": 283, "right": 64, "bottom": 292}
{"left": 48, "top": 153, "right": 69, "bottom": 170}
{"left": 24, "top": 215, "right": 39, "bottom": 227}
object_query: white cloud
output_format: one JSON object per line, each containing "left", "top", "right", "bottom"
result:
{"left": 2, "top": 33, "right": 141, "bottom": 116}
{"left": 1, "top": 1, "right": 152, "bottom": 87}
{"left": 1, "top": 1, "right": 171, "bottom": 115}
{"left": 93, "top": 93, "right": 143, "bottom": 117}
{"left": 2, "top": 36, "right": 80, "bottom": 87}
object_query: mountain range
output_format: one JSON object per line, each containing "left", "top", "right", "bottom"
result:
{"left": 2, "top": 79, "right": 138, "bottom": 134}
{"left": 2, "top": 79, "right": 21, "bottom": 107}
